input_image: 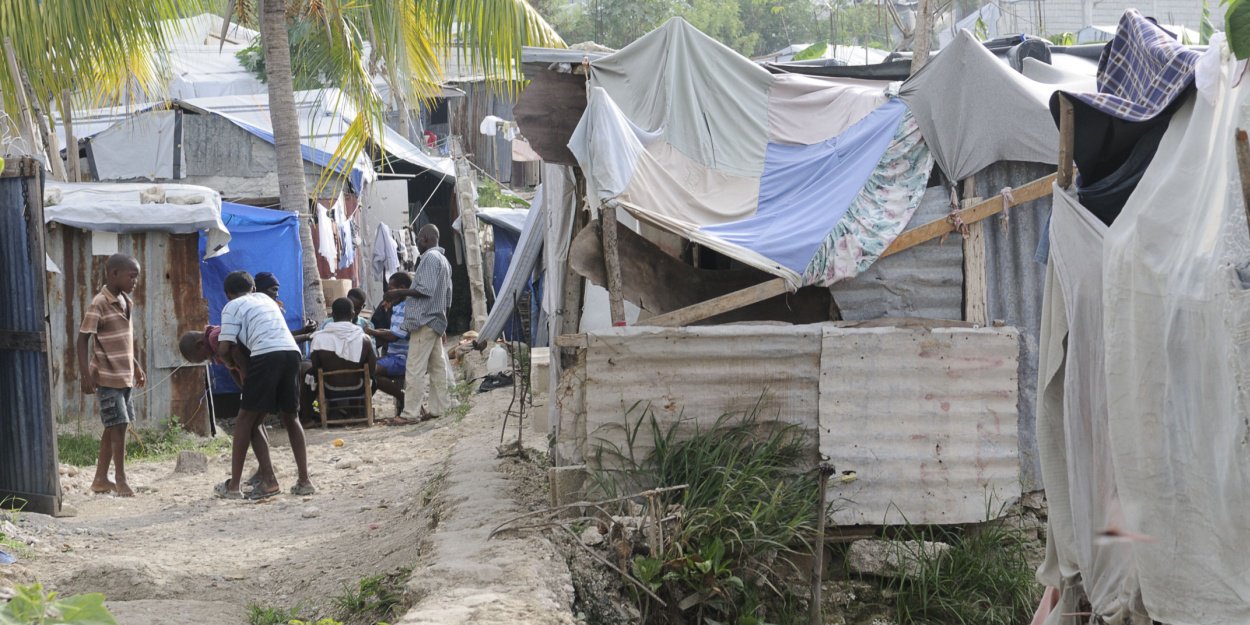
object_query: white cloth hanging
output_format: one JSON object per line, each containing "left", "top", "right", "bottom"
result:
{"left": 371, "top": 222, "right": 400, "bottom": 279}
{"left": 316, "top": 203, "right": 338, "bottom": 269}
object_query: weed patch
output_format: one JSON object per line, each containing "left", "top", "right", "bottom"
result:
{"left": 58, "top": 417, "right": 231, "bottom": 467}
{"left": 247, "top": 602, "right": 308, "bottom": 625}
{"left": 882, "top": 514, "right": 1041, "bottom": 625}
{"left": 589, "top": 401, "right": 820, "bottom": 625}
{"left": 330, "top": 569, "right": 409, "bottom": 624}
{"left": 2, "top": 583, "right": 117, "bottom": 624}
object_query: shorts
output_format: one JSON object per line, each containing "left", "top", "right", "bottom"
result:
{"left": 376, "top": 354, "right": 406, "bottom": 378}
{"left": 241, "top": 350, "right": 301, "bottom": 414}
{"left": 98, "top": 387, "right": 135, "bottom": 428}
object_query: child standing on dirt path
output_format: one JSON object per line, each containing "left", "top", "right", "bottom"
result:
{"left": 216, "top": 271, "right": 316, "bottom": 499}
{"left": 76, "top": 253, "right": 146, "bottom": 498}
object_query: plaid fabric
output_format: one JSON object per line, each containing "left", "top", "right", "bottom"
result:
{"left": 1069, "top": 9, "right": 1201, "bottom": 122}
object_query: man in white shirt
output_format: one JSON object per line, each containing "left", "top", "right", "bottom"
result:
{"left": 216, "top": 271, "right": 315, "bottom": 499}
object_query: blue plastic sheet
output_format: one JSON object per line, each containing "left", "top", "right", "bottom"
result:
{"left": 198, "top": 202, "right": 305, "bottom": 393}
{"left": 699, "top": 99, "right": 906, "bottom": 273}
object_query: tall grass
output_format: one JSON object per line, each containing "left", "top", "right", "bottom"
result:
{"left": 883, "top": 509, "right": 1041, "bottom": 625}
{"left": 589, "top": 401, "right": 820, "bottom": 625}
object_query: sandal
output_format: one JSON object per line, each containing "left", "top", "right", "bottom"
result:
{"left": 247, "top": 486, "right": 281, "bottom": 501}
{"left": 289, "top": 483, "right": 317, "bottom": 496}
{"left": 213, "top": 479, "right": 243, "bottom": 500}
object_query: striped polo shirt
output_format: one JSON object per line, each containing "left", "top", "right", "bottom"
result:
{"left": 402, "top": 246, "right": 453, "bottom": 335}
{"left": 79, "top": 286, "right": 136, "bottom": 389}
{"left": 219, "top": 293, "right": 299, "bottom": 356}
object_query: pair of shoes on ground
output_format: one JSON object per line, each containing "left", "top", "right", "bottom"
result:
{"left": 214, "top": 478, "right": 315, "bottom": 500}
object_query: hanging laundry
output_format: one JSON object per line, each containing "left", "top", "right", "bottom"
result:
{"left": 371, "top": 222, "right": 400, "bottom": 279}
{"left": 316, "top": 204, "right": 338, "bottom": 269}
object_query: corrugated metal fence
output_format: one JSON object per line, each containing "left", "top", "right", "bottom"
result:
{"left": 0, "top": 160, "right": 62, "bottom": 515}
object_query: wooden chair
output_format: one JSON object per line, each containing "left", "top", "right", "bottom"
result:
{"left": 316, "top": 367, "right": 374, "bottom": 429}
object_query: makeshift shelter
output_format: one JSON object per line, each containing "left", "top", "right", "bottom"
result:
{"left": 198, "top": 202, "right": 305, "bottom": 401}
{"left": 42, "top": 182, "right": 228, "bottom": 436}
{"left": 1029, "top": 12, "right": 1250, "bottom": 625}
{"left": 503, "top": 16, "right": 1108, "bottom": 521}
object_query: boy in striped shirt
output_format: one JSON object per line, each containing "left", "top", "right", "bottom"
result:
{"left": 77, "top": 253, "right": 146, "bottom": 497}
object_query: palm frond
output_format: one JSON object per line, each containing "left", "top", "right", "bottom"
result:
{"left": 418, "top": 0, "right": 566, "bottom": 94}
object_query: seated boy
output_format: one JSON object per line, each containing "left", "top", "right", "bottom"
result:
{"left": 308, "top": 298, "right": 377, "bottom": 422}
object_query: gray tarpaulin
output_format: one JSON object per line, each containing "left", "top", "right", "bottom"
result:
{"left": 589, "top": 18, "right": 773, "bottom": 178}
{"left": 899, "top": 31, "right": 1060, "bottom": 181}
{"left": 478, "top": 188, "right": 547, "bottom": 345}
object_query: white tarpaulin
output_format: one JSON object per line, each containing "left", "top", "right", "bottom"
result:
{"left": 90, "top": 109, "right": 184, "bottom": 181}
{"left": 43, "top": 181, "right": 230, "bottom": 259}
{"left": 1036, "top": 41, "right": 1250, "bottom": 624}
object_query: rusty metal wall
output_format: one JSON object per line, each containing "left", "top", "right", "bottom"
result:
{"left": 449, "top": 82, "right": 516, "bottom": 184}
{"left": 0, "top": 163, "right": 62, "bottom": 515}
{"left": 820, "top": 326, "right": 1022, "bottom": 525}
{"left": 45, "top": 226, "right": 210, "bottom": 435}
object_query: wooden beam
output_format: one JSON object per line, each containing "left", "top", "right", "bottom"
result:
{"left": 62, "top": 90, "right": 80, "bottom": 182}
{"left": 5, "top": 38, "right": 65, "bottom": 181}
{"left": 882, "top": 173, "right": 1057, "bottom": 258}
{"left": 644, "top": 278, "right": 790, "bottom": 328}
{"left": 554, "top": 334, "right": 588, "bottom": 348}
{"left": 1057, "top": 94, "right": 1075, "bottom": 190}
{"left": 600, "top": 203, "right": 626, "bottom": 326}
{"left": 451, "top": 136, "right": 488, "bottom": 331}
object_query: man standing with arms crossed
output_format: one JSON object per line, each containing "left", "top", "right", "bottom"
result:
{"left": 387, "top": 224, "right": 457, "bottom": 421}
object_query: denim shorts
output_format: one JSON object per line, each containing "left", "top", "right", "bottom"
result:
{"left": 98, "top": 386, "right": 135, "bottom": 428}
{"left": 376, "top": 354, "right": 406, "bottom": 378}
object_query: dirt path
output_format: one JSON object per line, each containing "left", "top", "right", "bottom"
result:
{"left": 4, "top": 389, "right": 544, "bottom": 624}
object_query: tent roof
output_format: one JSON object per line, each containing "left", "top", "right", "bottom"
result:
{"left": 44, "top": 181, "right": 230, "bottom": 258}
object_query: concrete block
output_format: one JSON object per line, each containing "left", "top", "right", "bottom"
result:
{"left": 529, "top": 347, "right": 549, "bottom": 395}
{"left": 548, "top": 464, "right": 590, "bottom": 508}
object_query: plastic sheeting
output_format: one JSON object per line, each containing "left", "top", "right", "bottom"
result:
{"left": 199, "top": 202, "right": 305, "bottom": 394}
{"left": 89, "top": 110, "right": 184, "bottom": 181}
{"left": 478, "top": 190, "right": 546, "bottom": 345}
{"left": 900, "top": 30, "right": 1060, "bottom": 180}
{"left": 1038, "top": 44, "right": 1250, "bottom": 624}
{"left": 44, "top": 181, "right": 229, "bottom": 258}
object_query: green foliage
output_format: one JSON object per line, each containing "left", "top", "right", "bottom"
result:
{"left": 0, "top": 497, "right": 29, "bottom": 558}
{"left": 236, "top": 21, "right": 335, "bottom": 90}
{"left": 0, "top": 584, "right": 116, "bottom": 625}
{"left": 792, "top": 40, "right": 828, "bottom": 61}
{"left": 58, "top": 417, "right": 231, "bottom": 467}
{"left": 330, "top": 572, "right": 405, "bottom": 623}
{"left": 477, "top": 179, "right": 530, "bottom": 208}
{"left": 590, "top": 401, "right": 821, "bottom": 625}
{"left": 1227, "top": 0, "right": 1250, "bottom": 59}
{"left": 883, "top": 511, "right": 1041, "bottom": 625}
{"left": 247, "top": 603, "right": 307, "bottom": 625}
{"left": 1046, "top": 32, "right": 1076, "bottom": 46}
{"left": 973, "top": 16, "right": 990, "bottom": 41}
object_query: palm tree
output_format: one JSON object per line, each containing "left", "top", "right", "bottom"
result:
{"left": 233, "top": 0, "right": 564, "bottom": 316}
{"left": 0, "top": 0, "right": 563, "bottom": 317}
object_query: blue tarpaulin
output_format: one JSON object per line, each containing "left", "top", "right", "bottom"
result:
{"left": 490, "top": 224, "right": 543, "bottom": 341}
{"left": 198, "top": 202, "right": 305, "bottom": 393}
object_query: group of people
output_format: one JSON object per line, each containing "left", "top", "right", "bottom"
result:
{"left": 77, "top": 224, "right": 456, "bottom": 500}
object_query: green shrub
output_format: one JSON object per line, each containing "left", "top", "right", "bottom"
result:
{"left": 0, "top": 583, "right": 116, "bottom": 625}
{"left": 58, "top": 418, "right": 231, "bottom": 467}
{"left": 590, "top": 401, "right": 820, "bottom": 625}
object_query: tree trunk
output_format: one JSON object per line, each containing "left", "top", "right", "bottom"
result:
{"left": 261, "top": 0, "right": 325, "bottom": 318}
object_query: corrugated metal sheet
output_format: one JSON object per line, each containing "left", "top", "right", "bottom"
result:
{"left": 581, "top": 325, "right": 823, "bottom": 463}
{"left": 45, "top": 226, "right": 210, "bottom": 435}
{"left": 0, "top": 164, "right": 62, "bottom": 515}
{"left": 975, "top": 161, "right": 1051, "bottom": 492}
{"left": 567, "top": 323, "right": 1022, "bottom": 525}
{"left": 832, "top": 187, "right": 964, "bottom": 320}
{"left": 820, "top": 326, "right": 1021, "bottom": 525}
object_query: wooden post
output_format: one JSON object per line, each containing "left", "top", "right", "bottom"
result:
{"left": 600, "top": 200, "right": 626, "bottom": 326}
{"left": 961, "top": 176, "right": 988, "bottom": 326}
{"left": 1235, "top": 129, "right": 1250, "bottom": 239}
{"left": 3, "top": 38, "right": 36, "bottom": 156}
{"left": 1057, "top": 94, "right": 1075, "bottom": 190}
{"left": 910, "top": 0, "right": 934, "bottom": 74}
{"left": 810, "top": 464, "right": 834, "bottom": 625}
{"left": 62, "top": 90, "right": 80, "bottom": 182}
{"left": 4, "top": 39, "right": 65, "bottom": 181}
{"left": 560, "top": 171, "right": 590, "bottom": 342}
{"left": 451, "top": 136, "right": 488, "bottom": 331}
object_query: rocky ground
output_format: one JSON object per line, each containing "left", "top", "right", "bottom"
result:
{"left": 0, "top": 388, "right": 576, "bottom": 625}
